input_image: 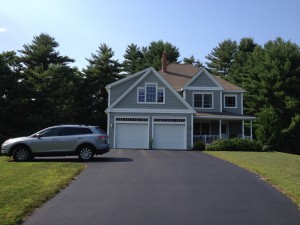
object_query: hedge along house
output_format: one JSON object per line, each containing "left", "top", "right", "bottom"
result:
{"left": 105, "top": 53, "right": 255, "bottom": 150}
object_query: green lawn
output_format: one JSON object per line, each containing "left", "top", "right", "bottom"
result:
{"left": 205, "top": 151, "right": 300, "bottom": 207}
{"left": 0, "top": 156, "right": 84, "bottom": 225}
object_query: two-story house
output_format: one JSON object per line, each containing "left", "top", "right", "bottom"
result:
{"left": 105, "top": 53, "right": 255, "bottom": 150}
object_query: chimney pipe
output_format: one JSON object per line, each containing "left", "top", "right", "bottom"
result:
{"left": 162, "top": 51, "right": 167, "bottom": 73}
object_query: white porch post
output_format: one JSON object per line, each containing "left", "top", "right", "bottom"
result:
{"left": 219, "top": 120, "right": 222, "bottom": 139}
{"left": 250, "top": 120, "right": 253, "bottom": 140}
{"left": 242, "top": 120, "right": 245, "bottom": 139}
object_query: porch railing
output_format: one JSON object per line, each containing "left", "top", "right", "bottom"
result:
{"left": 193, "top": 135, "right": 220, "bottom": 144}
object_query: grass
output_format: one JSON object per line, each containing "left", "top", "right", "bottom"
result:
{"left": 0, "top": 156, "right": 85, "bottom": 225}
{"left": 205, "top": 151, "right": 300, "bottom": 207}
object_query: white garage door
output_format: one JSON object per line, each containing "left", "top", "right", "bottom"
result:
{"left": 115, "top": 119, "right": 148, "bottom": 149}
{"left": 153, "top": 118, "right": 186, "bottom": 150}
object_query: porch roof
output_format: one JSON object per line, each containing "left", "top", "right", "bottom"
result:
{"left": 194, "top": 112, "right": 255, "bottom": 120}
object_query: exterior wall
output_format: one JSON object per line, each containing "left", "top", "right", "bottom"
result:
{"left": 114, "top": 71, "right": 188, "bottom": 110}
{"left": 108, "top": 112, "right": 193, "bottom": 149}
{"left": 222, "top": 92, "right": 242, "bottom": 114}
{"left": 188, "top": 71, "right": 218, "bottom": 87}
{"left": 110, "top": 75, "right": 141, "bottom": 104}
{"left": 185, "top": 90, "right": 221, "bottom": 112}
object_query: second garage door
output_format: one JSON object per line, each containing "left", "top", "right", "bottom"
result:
{"left": 153, "top": 118, "right": 186, "bottom": 150}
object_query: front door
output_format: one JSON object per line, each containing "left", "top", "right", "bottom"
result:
{"left": 201, "top": 123, "right": 210, "bottom": 135}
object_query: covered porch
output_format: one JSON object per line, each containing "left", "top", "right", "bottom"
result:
{"left": 193, "top": 112, "right": 255, "bottom": 144}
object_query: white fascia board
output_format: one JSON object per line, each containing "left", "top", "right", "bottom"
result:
{"left": 105, "top": 68, "right": 152, "bottom": 112}
{"left": 194, "top": 115, "right": 256, "bottom": 120}
{"left": 184, "top": 87, "right": 223, "bottom": 91}
{"left": 106, "top": 68, "right": 149, "bottom": 89}
{"left": 223, "top": 90, "right": 246, "bottom": 93}
{"left": 107, "top": 67, "right": 196, "bottom": 114}
{"left": 149, "top": 68, "right": 196, "bottom": 113}
{"left": 109, "top": 108, "right": 194, "bottom": 114}
{"left": 183, "top": 68, "right": 224, "bottom": 90}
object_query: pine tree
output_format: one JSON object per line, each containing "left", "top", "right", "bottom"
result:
{"left": 142, "top": 40, "right": 180, "bottom": 70}
{"left": 183, "top": 55, "right": 203, "bottom": 68}
{"left": 19, "top": 33, "right": 74, "bottom": 70}
{"left": 123, "top": 43, "right": 144, "bottom": 74}
{"left": 82, "top": 43, "right": 122, "bottom": 128}
{"left": 205, "top": 39, "right": 237, "bottom": 77}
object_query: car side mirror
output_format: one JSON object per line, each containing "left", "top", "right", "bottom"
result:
{"left": 35, "top": 133, "right": 42, "bottom": 138}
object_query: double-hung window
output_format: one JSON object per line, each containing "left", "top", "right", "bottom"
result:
{"left": 194, "top": 93, "right": 213, "bottom": 109}
{"left": 224, "top": 94, "right": 237, "bottom": 108}
{"left": 138, "top": 83, "right": 165, "bottom": 104}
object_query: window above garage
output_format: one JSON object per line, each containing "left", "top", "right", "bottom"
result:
{"left": 138, "top": 83, "right": 165, "bottom": 104}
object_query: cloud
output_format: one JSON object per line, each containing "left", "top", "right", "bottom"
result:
{"left": 0, "top": 28, "right": 7, "bottom": 32}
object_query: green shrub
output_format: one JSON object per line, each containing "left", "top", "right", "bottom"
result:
{"left": 193, "top": 141, "right": 206, "bottom": 151}
{"left": 207, "top": 138, "right": 262, "bottom": 151}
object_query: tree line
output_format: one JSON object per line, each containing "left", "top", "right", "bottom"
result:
{"left": 0, "top": 33, "right": 299, "bottom": 153}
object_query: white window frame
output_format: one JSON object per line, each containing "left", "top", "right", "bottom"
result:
{"left": 137, "top": 83, "right": 165, "bottom": 104}
{"left": 193, "top": 92, "right": 214, "bottom": 109}
{"left": 224, "top": 94, "right": 237, "bottom": 108}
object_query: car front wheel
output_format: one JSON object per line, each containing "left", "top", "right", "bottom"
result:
{"left": 78, "top": 145, "right": 94, "bottom": 161}
{"left": 12, "top": 146, "right": 31, "bottom": 162}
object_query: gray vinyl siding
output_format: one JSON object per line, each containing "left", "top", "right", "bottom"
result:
{"left": 185, "top": 90, "right": 221, "bottom": 112}
{"left": 114, "top": 71, "right": 188, "bottom": 110}
{"left": 189, "top": 71, "right": 218, "bottom": 87}
{"left": 108, "top": 112, "right": 193, "bottom": 149}
{"left": 110, "top": 75, "right": 141, "bottom": 104}
{"left": 222, "top": 93, "right": 242, "bottom": 114}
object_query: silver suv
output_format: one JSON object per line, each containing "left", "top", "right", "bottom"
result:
{"left": 1, "top": 125, "right": 110, "bottom": 161}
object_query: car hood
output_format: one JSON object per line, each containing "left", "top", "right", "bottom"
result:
{"left": 3, "top": 136, "right": 32, "bottom": 144}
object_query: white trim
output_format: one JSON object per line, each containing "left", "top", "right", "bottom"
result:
{"left": 219, "top": 120, "right": 222, "bottom": 139}
{"left": 224, "top": 94, "right": 237, "bottom": 108}
{"left": 107, "top": 112, "right": 110, "bottom": 137}
{"left": 184, "top": 68, "right": 224, "bottom": 90}
{"left": 152, "top": 116, "right": 187, "bottom": 150}
{"left": 220, "top": 92, "right": 222, "bottom": 112}
{"left": 184, "top": 87, "right": 223, "bottom": 91}
{"left": 107, "top": 88, "right": 111, "bottom": 106}
{"left": 106, "top": 67, "right": 196, "bottom": 114}
{"left": 223, "top": 90, "right": 246, "bottom": 93}
{"left": 106, "top": 68, "right": 148, "bottom": 89}
{"left": 193, "top": 92, "right": 214, "bottom": 109}
{"left": 191, "top": 114, "right": 194, "bottom": 148}
{"left": 194, "top": 115, "right": 256, "bottom": 120}
{"left": 241, "top": 93, "right": 244, "bottom": 114}
{"left": 109, "top": 108, "right": 194, "bottom": 114}
{"left": 114, "top": 116, "right": 150, "bottom": 149}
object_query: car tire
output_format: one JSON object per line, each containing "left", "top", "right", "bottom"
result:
{"left": 77, "top": 145, "right": 94, "bottom": 161}
{"left": 12, "top": 146, "right": 31, "bottom": 162}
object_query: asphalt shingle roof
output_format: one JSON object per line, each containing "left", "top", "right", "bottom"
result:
{"left": 158, "top": 63, "right": 244, "bottom": 92}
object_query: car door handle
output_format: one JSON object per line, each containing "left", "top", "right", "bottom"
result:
{"left": 78, "top": 137, "right": 83, "bottom": 139}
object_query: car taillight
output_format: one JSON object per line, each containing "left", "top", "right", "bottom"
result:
{"left": 97, "top": 135, "right": 107, "bottom": 140}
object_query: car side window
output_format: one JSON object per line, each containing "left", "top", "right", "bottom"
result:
{"left": 39, "top": 128, "right": 61, "bottom": 137}
{"left": 62, "top": 127, "right": 93, "bottom": 136}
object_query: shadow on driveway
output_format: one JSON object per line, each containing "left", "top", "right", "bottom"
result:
{"left": 6, "top": 156, "right": 133, "bottom": 163}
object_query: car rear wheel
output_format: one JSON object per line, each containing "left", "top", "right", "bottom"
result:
{"left": 78, "top": 145, "right": 94, "bottom": 161}
{"left": 12, "top": 146, "right": 31, "bottom": 162}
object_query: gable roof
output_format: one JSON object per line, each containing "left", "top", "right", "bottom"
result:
{"left": 106, "top": 67, "right": 196, "bottom": 113}
{"left": 158, "top": 63, "right": 244, "bottom": 92}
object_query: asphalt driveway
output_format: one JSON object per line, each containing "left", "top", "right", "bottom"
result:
{"left": 23, "top": 150, "right": 300, "bottom": 225}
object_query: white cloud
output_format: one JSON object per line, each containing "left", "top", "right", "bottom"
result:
{"left": 0, "top": 28, "right": 7, "bottom": 32}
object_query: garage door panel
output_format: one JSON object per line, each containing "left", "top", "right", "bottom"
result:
{"left": 153, "top": 124, "right": 185, "bottom": 150}
{"left": 115, "top": 123, "right": 148, "bottom": 149}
